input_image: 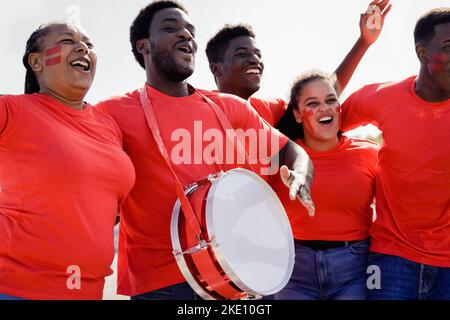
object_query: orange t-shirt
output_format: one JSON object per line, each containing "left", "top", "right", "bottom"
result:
{"left": 341, "top": 76, "right": 450, "bottom": 267}
{"left": 96, "top": 85, "right": 288, "bottom": 296}
{"left": 249, "top": 97, "right": 287, "bottom": 127}
{"left": 270, "top": 136, "right": 378, "bottom": 241}
{"left": 0, "top": 94, "right": 135, "bottom": 300}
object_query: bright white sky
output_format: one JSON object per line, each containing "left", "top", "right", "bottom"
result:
{"left": 1, "top": 0, "right": 449, "bottom": 137}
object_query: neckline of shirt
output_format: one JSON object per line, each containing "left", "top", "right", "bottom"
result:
{"left": 35, "top": 93, "right": 92, "bottom": 117}
{"left": 410, "top": 76, "right": 450, "bottom": 108}
{"left": 296, "top": 135, "right": 351, "bottom": 156}
{"left": 145, "top": 83, "right": 201, "bottom": 102}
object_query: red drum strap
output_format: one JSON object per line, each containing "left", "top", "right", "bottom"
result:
{"left": 139, "top": 84, "right": 254, "bottom": 239}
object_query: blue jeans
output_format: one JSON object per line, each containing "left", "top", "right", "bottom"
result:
{"left": 275, "top": 240, "right": 370, "bottom": 300}
{"left": 131, "top": 282, "right": 275, "bottom": 301}
{"left": 368, "top": 253, "right": 450, "bottom": 300}
{"left": 0, "top": 294, "right": 25, "bottom": 300}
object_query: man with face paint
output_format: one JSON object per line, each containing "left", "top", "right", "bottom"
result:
{"left": 341, "top": 8, "right": 450, "bottom": 300}
{"left": 206, "top": 0, "right": 392, "bottom": 127}
{"left": 96, "top": 0, "right": 315, "bottom": 300}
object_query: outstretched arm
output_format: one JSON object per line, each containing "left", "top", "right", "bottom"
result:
{"left": 277, "top": 140, "right": 315, "bottom": 217}
{"left": 334, "top": 0, "right": 392, "bottom": 94}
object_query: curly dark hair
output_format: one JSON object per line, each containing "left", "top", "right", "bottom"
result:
{"left": 130, "top": 0, "right": 188, "bottom": 69}
{"left": 206, "top": 24, "right": 256, "bottom": 64}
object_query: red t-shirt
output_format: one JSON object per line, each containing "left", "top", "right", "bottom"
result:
{"left": 342, "top": 76, "right": 450, "bottom": 267}
{"left": 96, "top": 85, "right": 288, "bottom": 296}
{"left": 0, "top": 94, "right": 135, "bottom": 300}
{"left": 270, "top": 136, "right": 378, "bottom": 241}
{"left": 249, "top": 97, "right": 287, "bottom": 127}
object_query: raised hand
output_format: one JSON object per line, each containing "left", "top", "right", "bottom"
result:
{"left": 360, "top": 0, "right": 392, "bottom": 45}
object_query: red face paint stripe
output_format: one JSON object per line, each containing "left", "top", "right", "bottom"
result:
{"left": 301, "top": 109, "right": 316, "bottom": 135}
{"left": 45, "top": 46, "right": 61, "bottom": 56}
{"left": 430, "top": 53, "right": 447, "bottom": 72}
{"left": 45, "top": 56, "right": 61, "bottom": 67}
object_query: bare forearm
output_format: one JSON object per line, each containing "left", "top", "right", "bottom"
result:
{"left": 276, "top": 140, "right": 315, "bottom": 216}
{"left": 278, "top": 140, "right": 313, "bottom": 178}
{"left": 334, "top": 37, "right": 372, "bottom": 94}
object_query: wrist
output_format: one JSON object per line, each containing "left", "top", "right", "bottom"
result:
{"left": 357, "top": 36, "right": 374, "bottom": 48}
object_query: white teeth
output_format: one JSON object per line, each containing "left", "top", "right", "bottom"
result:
{"left": 178, "top": 47, "right": 191, "bottom": 54}
{"left": 71, "top": 60, "right": 89, "bottom": 69}
{"left": 319, "top": 116, "right": 333, "bottom": 123}
{"left": 245, "top": 69, "right": 260, "bottom": 75}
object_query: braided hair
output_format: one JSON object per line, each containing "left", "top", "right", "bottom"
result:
{"left": 22, "top": 24, "right": 53, "bottom": 94}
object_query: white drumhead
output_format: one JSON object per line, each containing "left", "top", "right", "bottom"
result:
{"left": 206, "top": 169, "right": 294, "bottom": 295}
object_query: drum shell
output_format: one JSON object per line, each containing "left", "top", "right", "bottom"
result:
{"left": 171, "top": 169, "right": 295, "bottom": 300}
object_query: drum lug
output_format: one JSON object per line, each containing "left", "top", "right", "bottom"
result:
{"left": 173, "top": 240, "right": 210, "bottom": 257}
{"left": 242, "top": 293, "right": 264, "bottom": 300}
{"left": 207, "top": 171, "right": 224, "bottom": 183}
{"left": 185, "top": 171, "right": 225, "bottom": 192}
{"left": 209, "top": 238, "right": 220, "bottom": 248}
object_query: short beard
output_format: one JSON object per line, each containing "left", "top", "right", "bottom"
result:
{"left": 150, "top": 41, "right": 194, "bottom": 82}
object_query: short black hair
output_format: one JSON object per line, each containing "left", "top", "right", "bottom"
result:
{"left": 130, "top": 0, "right": 188, "bottom": 69}
{"left": 414, "top": 7, "right": 450, "bottom": 45}
{"left": 206, "top": 24, "right": 256, "bottom": 64}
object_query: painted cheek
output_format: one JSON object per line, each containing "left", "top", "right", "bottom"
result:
{"left": 45, "top": 46, "right": 62, "bottom": 67}
{"left": 301, "top": 109, "right": 316, "bottom": 135}
{"left": 429, "top": 53, "right": 447, "bottom": 72}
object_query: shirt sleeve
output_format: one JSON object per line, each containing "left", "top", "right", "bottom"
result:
{"left": 221, "top": 95, "right": 289, "bottom": 175}
{"left": 269, "top": 98, "right": 287, "bottom": 126}
{"left": 249, "top": 97, "right": 287, "bottom": 127}
{"left": 341, "top": 84, "right": 382, "bottom": 132}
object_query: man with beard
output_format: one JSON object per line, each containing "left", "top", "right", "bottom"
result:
{"left": 341, "top": 8, "right": 450, "bottom": 300}
{"left": 97, "top": 0, "right": 315, "bottom": 300}
{"left": 206, "top": 0, "right": 392, "bottom": 126}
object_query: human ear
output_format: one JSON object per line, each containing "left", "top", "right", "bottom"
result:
{"left": 415, "top": 43, "right": 428, "bottom": 64}
{"left": 137, "top": 39, "right": 150, "bottom": 55}
{"left": 293, "top": 108, "right": 303, "bottom": 124}
{"left": 28, "top": 52, "right": 43, "bottom": 72}
{"left": 209, "top": 63, "right": 223, "bottom": 78}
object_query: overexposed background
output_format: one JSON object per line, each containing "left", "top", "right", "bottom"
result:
{"left": 1, "top": 0, "right": 449, "bottom": 137}
{"left": 1, "top": 0, "right": 448, "bottom": 299}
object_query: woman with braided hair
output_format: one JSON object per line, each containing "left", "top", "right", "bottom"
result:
{"left": 0, "top": 22, "right": 135, "bottom": 300}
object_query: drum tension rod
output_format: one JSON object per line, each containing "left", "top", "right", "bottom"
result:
{"left": 173, "top": 238, "right": 220, "bottom": 257}
{"left": 184, "top": 171, "right": 225, "bottom": 192}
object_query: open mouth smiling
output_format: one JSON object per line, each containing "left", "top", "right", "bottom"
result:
{"left": 176, "top": 42, "right": 194, "bottom": 56}
{"left": 318, "top": 115, "right": 334, "bottom": 126}
{"left": 243, "top": 66, "right": 263, "bottom": 76}
{"left": 70, "top": 57, "right": 91, "bottom": 72}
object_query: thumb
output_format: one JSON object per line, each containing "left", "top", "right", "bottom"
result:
{"left": 280, "top": 165, "right": 291, "bottom": 187}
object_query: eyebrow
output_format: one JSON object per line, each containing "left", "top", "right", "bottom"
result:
{"left": 304, "top": 94, "right": 336, "bottom": 103}
{"left": 57, "top": 32, "right": 92, "bottom": 42}
{"left": 161, "top": 18, "right": 195, "bottom": 29}
{"left": 234, "top": 47, "right": 261, "bottom": 53}
{"left": 304, "top": 97, "right": 318, "bottom": 103}
{"left": 57, "top": 32, "right": 76, "bottom": 37}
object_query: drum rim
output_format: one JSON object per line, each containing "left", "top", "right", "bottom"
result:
{"left": 170, "top": 196, "right": 216, "bottom": 300}
{"left": 205, "top": 168, "right": 295, "bottom": 295}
